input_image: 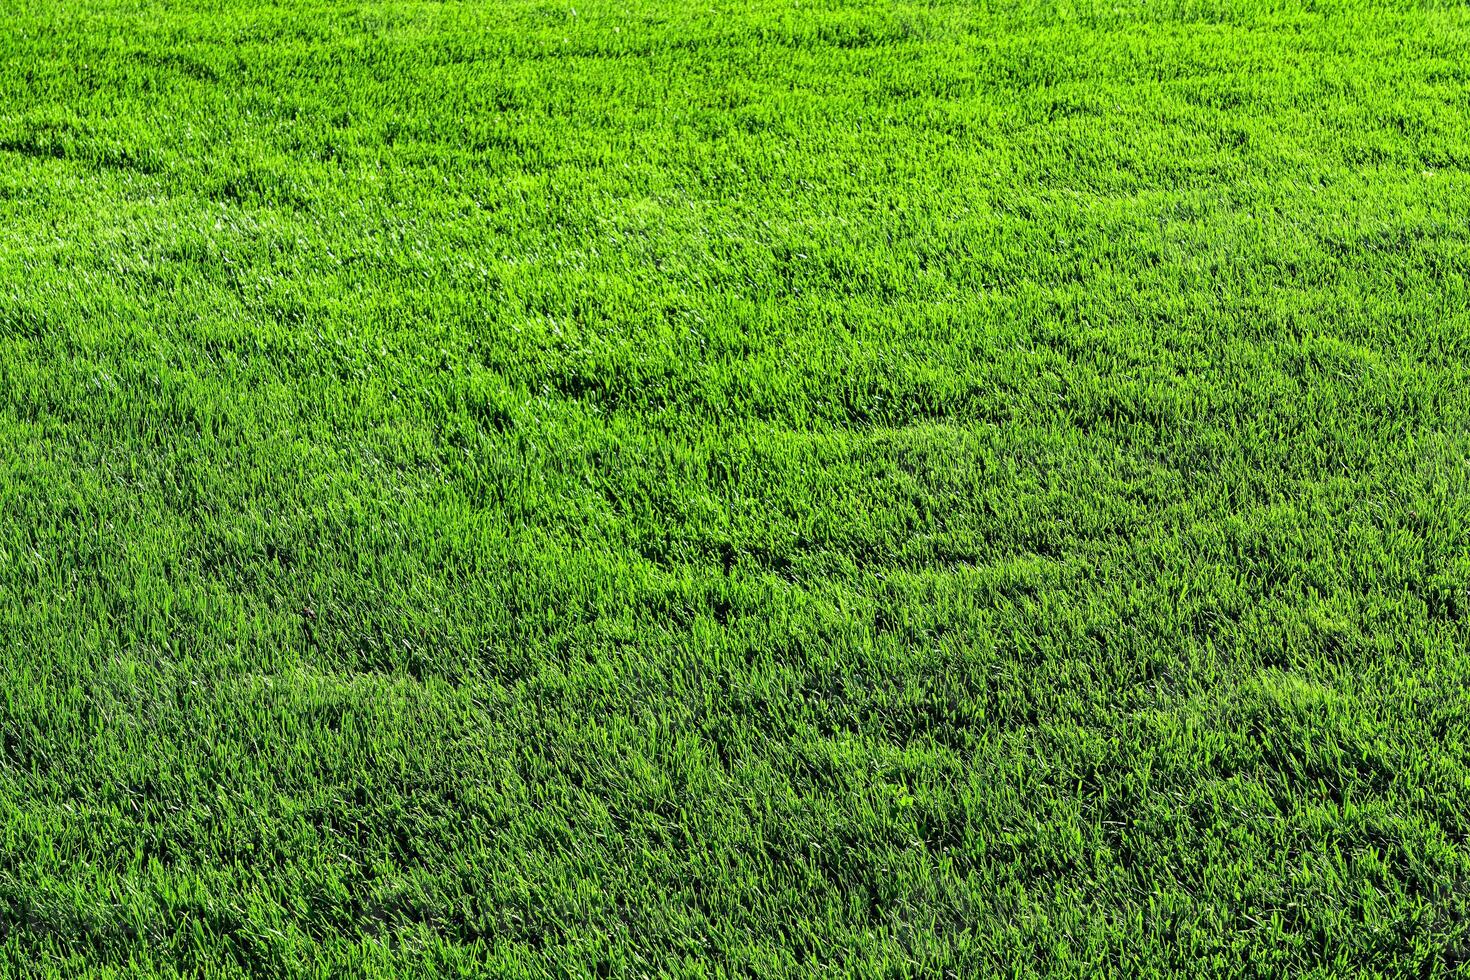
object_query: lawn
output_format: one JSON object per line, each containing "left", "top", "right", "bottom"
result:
{"left": 2, "top": 0, "right": 1469, "bottom": 975}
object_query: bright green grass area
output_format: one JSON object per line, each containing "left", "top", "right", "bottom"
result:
{"left": 2, "top": 0, "right": 1470, "bottom": 975}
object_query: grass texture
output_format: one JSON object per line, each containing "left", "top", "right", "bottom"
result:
{"left": 3, "top": 0, "right": 1470, "bottom": 975}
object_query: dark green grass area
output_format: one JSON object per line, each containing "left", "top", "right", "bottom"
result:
{"left": 3, "top": 0, "right": 1470, "bottom": 974}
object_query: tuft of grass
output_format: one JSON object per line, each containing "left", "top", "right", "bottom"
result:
{"left": 3, "top": 0, "right": 1470, "bottom": 975}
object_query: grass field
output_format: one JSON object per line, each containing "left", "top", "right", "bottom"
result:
{"left": 2, "top": 0, "right": 1470, "bottom": 975}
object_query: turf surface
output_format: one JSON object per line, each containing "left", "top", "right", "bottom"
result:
{"left": 3, "top": 0, "right": 1470, "bottom": 975}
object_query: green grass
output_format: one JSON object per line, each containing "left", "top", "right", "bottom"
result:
{"left": 2, "top": 0, "right": 1470, "bottom": 975}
